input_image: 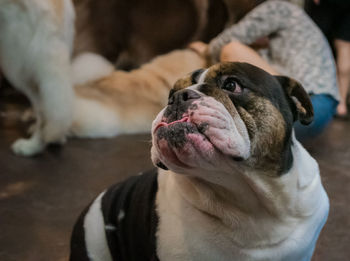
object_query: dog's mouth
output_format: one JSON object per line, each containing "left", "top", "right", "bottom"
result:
{"left": 153, "top": 116, "right": 191, "bottom": 134}
{"left": 152, "top": 97, "right": 251, "bottom": 171}
{"left": 153, "top": 95, "right": 209, "bottom": 143}
{"left": 154, "top": 115, "right": 210, "bottom": 147}
{"left": 153, "top": 115, "right": 215, "bottom": 169}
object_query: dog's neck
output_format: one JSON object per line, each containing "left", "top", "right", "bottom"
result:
{"left": 159, "top": 137, "right": 325, "bottom": 244}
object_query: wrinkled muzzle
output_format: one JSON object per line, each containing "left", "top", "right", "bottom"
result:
{"left": 151, "top": 88, "right": 251, "bottom": 172}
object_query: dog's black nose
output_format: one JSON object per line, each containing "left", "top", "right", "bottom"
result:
{"left": 168, "top": 89, "right": 200, "bottom": 105}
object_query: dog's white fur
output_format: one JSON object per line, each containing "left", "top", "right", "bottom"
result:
{"left": 155, "top": 136, "right": 329, "bottom": 261}
{"left": 71, "top": 52, "right": 114, "bottom": 85}
{"left": 0, "top": 0, "right": 75, "bottom": 156}
{"left": 71, "top": 97, "right": 121, "bottom": 138}
{"left": 69, "top": 52, "right": 120, "bottom": 138}
{"left": 84, "top": 191, "right": 113, "bottom": 261}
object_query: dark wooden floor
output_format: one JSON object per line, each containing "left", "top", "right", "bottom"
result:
{"left": 0, "top": 85, "right": 349, "bottom": 261}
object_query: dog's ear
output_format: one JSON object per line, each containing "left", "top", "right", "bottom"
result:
{"left": 275, "top": 76, "right": 314, "bottom": 125}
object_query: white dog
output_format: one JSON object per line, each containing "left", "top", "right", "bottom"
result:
{"left": 0, "top": 0, "right": 75, "bottom": 156}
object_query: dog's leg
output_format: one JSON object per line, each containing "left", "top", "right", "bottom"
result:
{"left": 11, "top": 95, "right": 45, "bottom": 156}
{"left": 12, "top": 126, "right": 45, "bottom": 156}
{"left": 36, "top": 42, "right": 74, "bottom": 145}
{"left": 21, "top": 109, "right": 37, "bottom": 136}
{"left": 12, "top": 43, "right": 74, "bottom": 156}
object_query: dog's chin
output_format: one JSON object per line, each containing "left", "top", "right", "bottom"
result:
{"left": 152, "top": 118, "right": 212, "bottom": 167}
{"left": 152, "top": 117, "right": 218, "bottom": 171}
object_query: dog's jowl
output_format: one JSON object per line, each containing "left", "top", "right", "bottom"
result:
{"left": 70, "top": 62, "right": 329, "bottom": 261}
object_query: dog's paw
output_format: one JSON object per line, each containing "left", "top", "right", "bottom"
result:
{"left": 11, "top": 138, "right": 44, "bottom": 156}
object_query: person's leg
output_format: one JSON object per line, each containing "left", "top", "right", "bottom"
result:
{"left": 334, "top": 39, "right": 350, "bottom": 116}
{"left": 220, "top": 41, "right": 278, "bottom": 75}
{"left": 294, "top": 94, "right": 338, "bottom": 142}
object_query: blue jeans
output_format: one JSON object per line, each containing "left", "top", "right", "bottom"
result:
{"left": 294, "top": 94, "right": 338, "bottom": 142}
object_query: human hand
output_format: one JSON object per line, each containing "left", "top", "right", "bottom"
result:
{"left": 188, "top": 41, "right": 209, "bottom": 57}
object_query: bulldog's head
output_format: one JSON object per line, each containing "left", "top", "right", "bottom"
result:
{"left": 151, "top": 62, "right": 313, "bottom": 178}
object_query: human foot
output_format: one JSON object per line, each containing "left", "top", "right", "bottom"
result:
{"left": 336, "top": 103, "right": 348, "bottom": 118}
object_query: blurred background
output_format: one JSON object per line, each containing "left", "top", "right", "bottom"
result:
{"left": 0, "top": 0, "right": 349, "bottom": 260}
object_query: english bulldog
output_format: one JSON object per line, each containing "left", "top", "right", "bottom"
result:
{"left": 70, "top": 62, "right": 329, "bottom": 261}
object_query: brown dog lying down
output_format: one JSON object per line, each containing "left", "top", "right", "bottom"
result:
{"left": 70, "top": 49, "right": 206, "bottom": 138}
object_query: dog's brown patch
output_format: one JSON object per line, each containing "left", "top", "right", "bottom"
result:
{"left": 173, "top": 76, "right": 193, "bottom": 91}
{"left": 243, "top": 95, "right": 287, "bottom": 172}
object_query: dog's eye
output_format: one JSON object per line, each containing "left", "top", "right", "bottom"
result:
{"left": 222, "top": 77, "right": 242, "bottom": 94}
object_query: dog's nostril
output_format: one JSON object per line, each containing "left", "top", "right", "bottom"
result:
{"left": 178, "top": 90, "right": 200, "bottom": 102}
{"left": 169, "top": 90, "right": 201, "bottom": 105}
{"left": 182, "top": 91, "right": 189, "bottom": 101}
{"left": 186, "top": 90, "right": 201, "bottom": 100}
{"left": 168, "top": 96, "right": 174, "bottom": 105}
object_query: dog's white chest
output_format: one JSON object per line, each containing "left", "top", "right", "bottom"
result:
{"left": 155, "top": 148, "right": 329, "bottom": 261}
{"left": 156, "top": 197, "right": 328, "bottom": 261}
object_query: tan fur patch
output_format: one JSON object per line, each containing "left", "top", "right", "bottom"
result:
{"left": 173, "top": 76, "right": 193, "bottom": 91}
{"left": 204, "top": 62, "right": 238, "bottom": 83}
{"left": 52, "top": 0, "right": 63, "bottom": 18}
{"left": 74, "top": 50, "right": 205, "bottom": 130}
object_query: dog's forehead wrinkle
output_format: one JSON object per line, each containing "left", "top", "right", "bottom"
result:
{"left": 201, "top": 65, "right": 280, "bottom": 108}
{"left": 173, "top": 75, "right": 193, "bottom": 90}
{"left": 186, "top": 83, "right": 205, "bottom": 95}
{"left": 191, "top": 68, "right": 205, "bottom": 84}
{"left": 197, "top": 68, "right": 209, "bottom": 84}
{"left": 207, "top": 62, "right": 251, "bottom": 81}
